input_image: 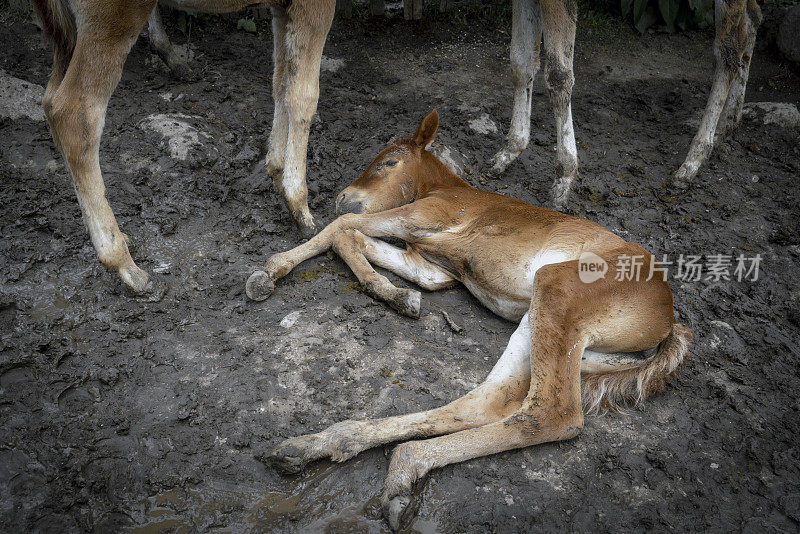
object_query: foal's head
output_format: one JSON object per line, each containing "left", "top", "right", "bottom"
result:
{"left": 335, "top": 110, "right": 442, "bottom": 215}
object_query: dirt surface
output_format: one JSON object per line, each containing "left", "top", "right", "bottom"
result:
{"left": 1, "top": 8, "right": 800, "bottom": 533}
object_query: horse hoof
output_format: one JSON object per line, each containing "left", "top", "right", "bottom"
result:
{"left": 397, "top": 290, "right": 421, "bottom": 319}
{"left": 382, "top": 495, "right": 412, "bottom": 532}
{"left": 672, "top": 165, "right": 693, "bottom": 190}
{"left": 298, "top": 220, "right": 317, "bottom": 240}
{"left": 169, "top": 60, "right": 192, "bottom": 81}
{"left": 246, "top": 270, "right": 275, "bottom": 301}
{"left": 119, "top": 262, "right": 150, "bottom": 294}
{"left": 262, "top": 442, "right": 307, "bottom": 474}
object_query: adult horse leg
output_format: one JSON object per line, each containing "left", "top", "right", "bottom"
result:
{"left": 275, "top": 0, "right": 335, "bottom": 238}
{"left": 673, "top": 0, "right": 761, "bottom": 188}
{"left": 541, "top": 0, "right": 578, "bottom": 209}
{"left": 146, "top": 5, "right": 191, "bottom": 79}
{"left": 43, "top": 0, "right": 156, "bottom": 292}
{"left": 490, "top": 0, "right": 542, "bottom": 174}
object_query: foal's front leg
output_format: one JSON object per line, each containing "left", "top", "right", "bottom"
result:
{"left": 246, "top": 203, "right": 440, "bottom": 301}
{"left": 331, "top": 230, "right": 460, "bottom": 317}
{"left": 331, "top": 230, "right": 419, "bottom": 318}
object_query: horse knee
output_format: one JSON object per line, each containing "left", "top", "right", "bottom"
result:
{"left": 284, "top": 85, "right": 318, "bottom": 128}
{"left": 544, "top": 60, "right": 574, "bottom": 109}
{"left": 505, "top": 403, "right": 583, "bottom": 443}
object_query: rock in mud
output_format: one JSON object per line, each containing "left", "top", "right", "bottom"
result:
{"left": 468, "top": 113, "right": 498, "bottom": 135}
{"left": 138, "top": 113, "right": 216, "bottom": 163}
{"left": 742, "top": 102, "right": 800, "bottom": 130}
{"left": 0, "top": 71, "right": 44, "bottom": 122}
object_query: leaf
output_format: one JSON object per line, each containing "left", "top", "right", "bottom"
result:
{"left": 621, "top": 0, "right": 634, "bottom": 18}
{"left": 237, "top": 18, "right": 257, "bottom": 33}
{"left": 658, "top": 0, "right": 680, "bottom": 31}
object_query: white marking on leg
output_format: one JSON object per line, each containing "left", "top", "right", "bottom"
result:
{"left": 486, "top": 312, "right": 531, "bottom": 384}
{"left": 360, "top": 237, "right": 455, "bottom": 290}
{"left": 560, "top": 105, "right": 577, "bottom": 162}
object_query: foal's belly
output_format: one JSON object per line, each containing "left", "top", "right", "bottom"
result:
{"left": 454, "top": 248, "right": 573, "bottom": 322}
{"left": 460, "top": 276, "right": 530, "bottom": 321}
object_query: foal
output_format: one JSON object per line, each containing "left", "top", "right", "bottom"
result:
{"left": 247, "top": 111, "right": 692, "bottom": 529}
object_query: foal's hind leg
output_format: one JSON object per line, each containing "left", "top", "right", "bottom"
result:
{"left": 673, "top": 0, "right": 761, "bottom": 188}
{"left": 46, "top": 2, "right": 156, "bottom": 292}
{"left": 541, "top": 0, "right": 578, "bottom": 209}
{"left": 268, "top": 313, "right": 532, "bottom": 473}
{"left": 380, "top": 266, "right": 586, "bottom": 529}
{"left": 379, "top": 259, "right": 675, "bottom": 530}
{"left": 276, "top": 0, "right": 335, "bottom": 238}
{"left": 491, "top": 0, "right": 542, "bottom": 174}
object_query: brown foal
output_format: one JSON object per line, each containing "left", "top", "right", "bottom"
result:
{"left": 247, "top": 110, "right": 692, "bottom": 530}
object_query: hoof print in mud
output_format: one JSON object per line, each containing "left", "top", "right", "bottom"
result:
{"left": 245, "top": 270, "right": 275, "bottom": 301}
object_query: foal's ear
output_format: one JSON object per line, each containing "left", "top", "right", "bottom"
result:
{"left": 411, "top": 109, "right": 439, "bottom": 148}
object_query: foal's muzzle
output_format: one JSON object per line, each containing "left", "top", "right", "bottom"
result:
{"left": 335, "top": 191, "right": 364, "bottom": 215}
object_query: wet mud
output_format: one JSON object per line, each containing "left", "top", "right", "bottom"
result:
{"left": 1, "top": 10, "right": 799, "bottom": 533}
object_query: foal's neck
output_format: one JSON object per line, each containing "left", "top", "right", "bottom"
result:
{"left": 415, "top": 151, "right": 473, "bottom": 198}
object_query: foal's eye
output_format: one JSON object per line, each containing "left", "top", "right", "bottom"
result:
{"left": 384, "top": 160, "right": 398, "bottom": 167}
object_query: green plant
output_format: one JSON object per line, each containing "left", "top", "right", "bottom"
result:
{"left": 621, "top": 0, "right": 713, "bottom": 33}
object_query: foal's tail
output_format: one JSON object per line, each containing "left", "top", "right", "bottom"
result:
{"left": 581, "top": 323, "right": 693, "bottom": 415}
{"left": 32, "top": 0, "right": 77, "bottom": 69}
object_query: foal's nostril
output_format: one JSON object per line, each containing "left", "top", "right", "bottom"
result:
{"left": 336, "top": 198, "right": 364, "bottom": 215}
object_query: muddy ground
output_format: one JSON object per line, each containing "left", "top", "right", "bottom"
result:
{"left": 1, "top": 7, "right": 799, "bottom": 533}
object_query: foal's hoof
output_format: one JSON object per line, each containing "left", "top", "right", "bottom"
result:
{"left": 263, "top": 441, "right": 308, "bottom": 474}
{"left": 245, "top": 270, "right": 275, "bottom": 301}
{"left": 383, "top": 495, "right": 413, "bottom": 532}
{"left": 393, "top": 289, "right": 421, "bottom": 319}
